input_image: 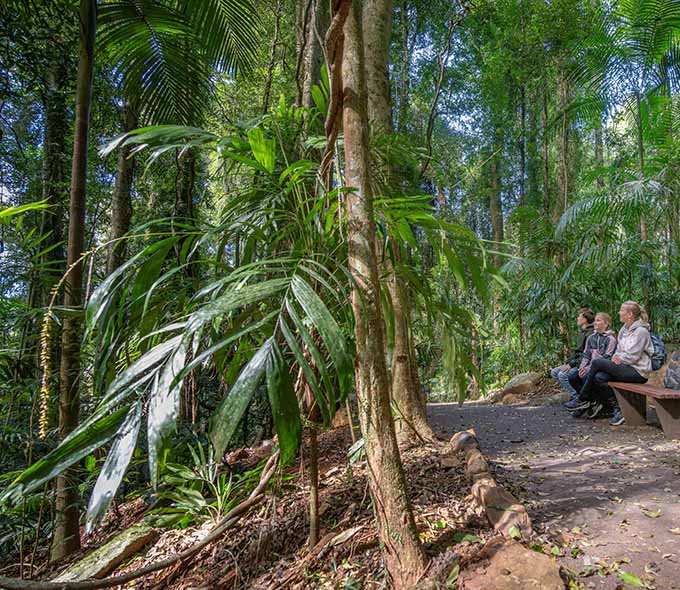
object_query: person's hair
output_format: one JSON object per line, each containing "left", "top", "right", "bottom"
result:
{"left": 579, "top": 307, "right": 595, "bottom": 324}
{"left": 622, "top": 300, "right": 649, "bottom": 323}
{"left": 595, "top": 312, "right": 611, "bottom": 329}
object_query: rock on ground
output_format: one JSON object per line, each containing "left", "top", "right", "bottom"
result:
{"left": 502, "top": 372, "right": 542, "bottom": 396}
{"left": 460, "top": 538, "right": 564, "bottom": 590}
{"left": 663, "top": 349, "right": 680, "bottom": 389}
{"left": 53, "top": 520, "right": 158, "bottom": 582}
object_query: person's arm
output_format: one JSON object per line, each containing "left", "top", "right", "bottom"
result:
{"left": 616, "top": 330, "right": 650, "bottom": 365}
{"left": 602, "top": 334, "right": 617, "bottom": 360}
{"left": 579, "top": 337, "right": 592, "bottom": 369}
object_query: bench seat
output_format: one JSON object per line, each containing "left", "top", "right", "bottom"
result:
{"left": 609, "top": 381, "right": 680, "bottom": 439}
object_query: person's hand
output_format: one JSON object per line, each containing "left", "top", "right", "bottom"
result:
{"left": 612, "top": 355, "right": 622, "bottom": 365}
{"left": 578, "top": 367, "right": 587, "bottom": 378}
{"left": 560, "top": 364, "right": 570, "bottom": 372}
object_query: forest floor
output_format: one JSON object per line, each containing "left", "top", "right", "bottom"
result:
{"left": 17, "top": 386, "right": 680, "bottom": 590}
{"left": 429, "top": 393, "right": 680, "bottom": 590}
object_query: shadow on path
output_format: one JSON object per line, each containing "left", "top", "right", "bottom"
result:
{"left": 428, "top": 402, "right": 680, "bottom": 590}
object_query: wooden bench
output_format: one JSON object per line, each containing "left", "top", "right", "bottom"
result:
{"left": 610, "top": 382, "right": 680, "bottom": 439}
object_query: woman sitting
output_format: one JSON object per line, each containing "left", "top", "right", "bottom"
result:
{"left": 564, "top": 312, "right": 617, "bottom": 412}
{"left": 570, "top": 301, "right": 654, "bottom": 425}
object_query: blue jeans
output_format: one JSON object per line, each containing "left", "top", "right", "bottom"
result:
{"left": 551, "top": 366, "right": 580, "bottom": 399}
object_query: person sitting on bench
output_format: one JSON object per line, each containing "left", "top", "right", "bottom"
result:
{"left": 564, "top": 312, "right": 617, "bottom": 412}
{"left": 551, "top": 308, "right": 595, "bottom": 402}
{"left": 570, "top": 301, "right": 654, "bottom": 426}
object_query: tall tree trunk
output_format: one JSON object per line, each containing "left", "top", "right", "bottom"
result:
{"left": 397, "top": 1, "right": 411, "bottom": 132}
{"left": 342, "top": 1, "right": 426, "bottom": 585}
{"left": 295, "top": 0, "right": 329, "bottom": 108}
{"left": 489, "top": 141, "right": 504, "bottom": 268}
{"left": 519, "top": 85, "right": 526, "bottom": 205}
{"left": 302, "top": 0, "right": 329, "bottom": 108}
{"left": 389, "top": 252, "right": 436, "bottom": 445}
{"left": 39, "top": 65, "right": 69, "bottom": 304}
{"left": 554, "top": 65, "right": 569, "bottom": 224}
{"left": 106, "top": 99, "right": 136, "bottom": 275}
{"left": 635, "top": 92, "right": 648, "bottom": 241}
{"left": 363, "top": 0, "right": 434, "bottom": 445}
{"left": 51, "top": 0, "right": 96, "bottom": 562}
{"left": 362, "top": 0, "right": 393, "bottom": 133}
{"left": 542, "top": 88, "right": 550, "bottom": 217}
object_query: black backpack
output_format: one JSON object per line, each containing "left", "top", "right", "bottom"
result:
{"left": 650, "top": 333, "right": 667, "bottom": 371}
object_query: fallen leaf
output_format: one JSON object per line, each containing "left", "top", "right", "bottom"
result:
{"left": 329, "top": 525, "right": 363, "bottom": 547}
{"left": 617, "top": 570, "right": 647, "bottom": 588}
{"left": 641, "top": 508, "right": 662, "bottom": 518}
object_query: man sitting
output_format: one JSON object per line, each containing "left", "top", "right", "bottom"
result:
{"left": 551, "top": 308, "right": 595, "bottom": 403}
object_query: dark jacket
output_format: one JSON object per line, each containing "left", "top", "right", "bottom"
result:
{"left": 566, "top": 323, "right": 594, "bottom": 367}
{"left": 579, "top": 330, "right": 617, "bottom": 372}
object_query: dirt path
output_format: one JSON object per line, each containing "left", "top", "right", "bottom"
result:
{"left": 428, "top": 401, "right": 680, "bottom": 590}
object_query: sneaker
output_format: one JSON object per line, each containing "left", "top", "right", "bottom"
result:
{"left": 609, "top": 409, "right": 625, "bottom": 426}
{"left": 564, "top": 398, "right": 582, "bottom": 410}
{"left": 567, "top": 399, "right": 591, "bottom": 412}
{"left": 572, "top": 406, "right": 590, "bottom": 419}
{"left": 586, "top": 402, "right": 604, "bottom": 419}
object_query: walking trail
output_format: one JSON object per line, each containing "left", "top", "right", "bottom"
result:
{"left": 428, "top": 401, "right": 680, "bottom": 590}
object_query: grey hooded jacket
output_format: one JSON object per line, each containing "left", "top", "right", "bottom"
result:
{"left": 617, "top": 320, "right": 654, "bottom": 375}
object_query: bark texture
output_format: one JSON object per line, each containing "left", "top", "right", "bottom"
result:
{"left": 52, "top": 0, "right": 96, "bottom": 562}
{"left": 106, "top": 99, "right": 136, "bottom": 275}
{"left": 389, "top": 266, "right": 436, "bottom": 444}
{"left": 362, "top": 0, "right": 393, "bottom": 133}
{"left": 553, "top": 65, "right": 569, "bottom": 223}
{"left": 39, "top": 65, "right": 69, "bottom": 303}
{"left": 296, "top": 0, "right": 329, "bottom": 108}
{"left": 361, "top": 0, "right": 434, "bottom": 445}
{"left": 489, "top": 142, "right": 504, "bottom": 268}
{"left": 341, "top": 1, "right": 426, "bottom": 585}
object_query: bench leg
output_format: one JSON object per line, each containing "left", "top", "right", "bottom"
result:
{"left": 654, "top": 399, "right": 680, "bottom": 439}
{"left": 613, "top": 389, "right": 646, "bottom": 426}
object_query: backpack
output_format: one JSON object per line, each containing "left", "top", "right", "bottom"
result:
{"left": 650, "top": 333, "right": 667, "bottom": 371}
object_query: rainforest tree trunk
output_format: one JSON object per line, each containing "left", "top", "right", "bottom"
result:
{"left": 295, "top": 0, "right": 329, "bottom": 108}
{"left": 51, "top": 0, "right": 96, "bottom": 562}
{"left": 389, "top": 261, "right": 436, "bottom": 444}
{"left": 489, "top": 140, "right": 504, "bottom": 268}
{"left": 341, "top": 1, "right": 426, "bottom": 585}
{"left": 362, "top": 0, "right": 393, "bottom": 134}
{"left": 554, "top": 65, "right": 569, "bottom": 224}
{"left": 362, "top": 0, "right": 434, "bottom": 444}
{"left": 542, "top": 87, "right": 550, "bottom": 217}
{"left": 397, "top": 1, "right": 411, "bottom": 132}
{"left": 519, "top": 84, "right": 526, "bottom": 205}
{"left": 39, "top": 65, "right": 69, "bottom": 305}
{"left": 106, "top": 99, "right": 136, "bottom": 275}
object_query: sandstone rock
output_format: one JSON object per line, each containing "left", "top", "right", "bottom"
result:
{"left": 664, "top": 349, "right": 680, "bottom": 390}
{"left": 502, "top": 372, "right": 542, "bottom": 396}
{"left": 471, "top": 479, "right": 533, "bottom": 537}
{"left": 53, "top": 520, "right": 158, "bottom": 582}
{"left": 461, "top": 538, "right": 564, "bottom": 590}
{"left": 448, "top": 430, "right": 478, "bottom": 453}
{"left": 466, "top": 449, "right": 490, "bottom": 481}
